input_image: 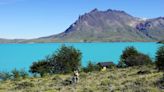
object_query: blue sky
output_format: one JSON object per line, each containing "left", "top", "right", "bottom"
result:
{"left": 0, "top": 0, "right": 164, "bottom": 39}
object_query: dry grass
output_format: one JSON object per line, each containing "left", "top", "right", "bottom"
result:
{"left": 0, "top": 66, "right": 163, "bottom": 92}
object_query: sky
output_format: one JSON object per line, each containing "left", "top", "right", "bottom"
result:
{"left": 0, "top": 0, "right": 164, "bottom": 39}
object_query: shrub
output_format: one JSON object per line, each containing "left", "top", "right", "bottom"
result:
{"left": 117, "top": 61, "right": 126, "bottom": 68}
{"left": 19, "top": 69, "right": 29, "bottom": 79}
{"left": 11, "top": 68, "right": 21, "bottom": 80}
{"left": 0, "top": 69, "right": 28, "bottom": 81}
{"left": 125, "top": 53, "right": 152, "bottom": 66}
{"left": 83, "top": 61, "right": 101, "bottom": 72}
{"left": 0, "top": 71, "right": 11, "bottom": 81}
{"left": 119, "top": 46, "right": 152, "bottom": 67}
{"left": 29, "top": 60, "right": 51, "bottom": 77}
{"left": 155, "top": 46, "right": 164, "bottom": 71}
{"left": 108, "top": 63, "right": 116, "bottom": 69}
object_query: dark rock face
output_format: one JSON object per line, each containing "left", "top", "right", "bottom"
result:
{"left": 136, "top": 17, "right": 164, "bottom": 40}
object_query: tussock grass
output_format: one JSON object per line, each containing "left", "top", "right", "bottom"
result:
{"left": 0, "top": 66, "right": 163, "bottom": 92}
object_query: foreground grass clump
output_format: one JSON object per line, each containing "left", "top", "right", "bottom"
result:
{"left": 0, "top": 66, "right": 163, "bottom": 92}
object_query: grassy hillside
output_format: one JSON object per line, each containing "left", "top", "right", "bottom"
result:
{"left": 0, "top": 66, "right": 163, "bottom": 92}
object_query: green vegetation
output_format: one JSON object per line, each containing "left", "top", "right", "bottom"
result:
{"left": 0, "top": 69, "right": 28, "bottom": 81}
{"left": 83, "top": 61, "right": 101, "bottom": 73}
{"left": 1, "top": 45, "right": 164, "bottom": 92}
{"left": 50, "top": 45, "right": 82, "bottom": 74}
{"left": 30, "top": 45, "right": 82, "bottom": 76}
{"left": 30, "top": 60, "right": 51, "bottom": 77}
{"left": 0, "top": 72, "right": 11, "bottom": 81}
{"left": 11, "top": 69, "right": 21, "bottom": 80}
{"left": 0, "top": 66, "right": 163, "bottom": 92}
{"left": 119, "top": 46, "right": 152, "bottom": 67}
{"left": 155, "top": 45, "right": 164, "bottom": 71}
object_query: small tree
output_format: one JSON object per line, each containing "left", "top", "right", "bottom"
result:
{"left": 156, "top": 46, "right": 164, "bottom": 71}
{"left": 119, "top": 46, "right": 152, "bottom": 67}
{"left": 120, "top": 46, "right": 139, "bottom": 66}
{"left": 125, "top": 53, "right": 152, "bottom": 66}
{"left": 29, "top": 60, "right": 50, "bottom": 77}
{"left": 50, "top": 45, "right": 82, "bottom": 74}
{"left": 30, "top": 45, "right": 82, "bottom": 75}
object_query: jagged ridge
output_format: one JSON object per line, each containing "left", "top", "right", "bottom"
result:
{"left": 36, "top": 9, "right": 164, "bottom": 42}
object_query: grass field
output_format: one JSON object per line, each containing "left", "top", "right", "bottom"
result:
{"left": 0, "top": 65, "right": 163, "bottom": 92}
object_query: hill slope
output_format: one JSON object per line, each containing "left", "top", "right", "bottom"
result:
{"left": 0, "top": 66, "right": 163, "bottom": 92}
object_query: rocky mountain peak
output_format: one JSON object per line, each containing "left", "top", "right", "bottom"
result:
{"left": 90, "top": 8, "right": 99, "bottom": 13}
{"left": 24, "top": 9, "right": 164, "bottom": 43}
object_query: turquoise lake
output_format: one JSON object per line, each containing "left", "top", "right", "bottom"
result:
{"left": 0, "top": 42, "right": 162, "bottom": 72}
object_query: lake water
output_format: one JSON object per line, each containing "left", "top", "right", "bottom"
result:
{"left": 0, "top": 42, "right": 162, "bottom": 72}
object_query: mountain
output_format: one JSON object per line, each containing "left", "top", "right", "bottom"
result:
{"left": 31, "top": 9, "right": 164, "bottom": 43}
{"left": 1, "top": 9, "right": 164, "bottom": 43}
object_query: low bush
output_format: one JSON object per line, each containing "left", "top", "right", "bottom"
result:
{"left": 20, "top": 69, "right": 29, "bottom": 79}
{"left": 155, "top": 46, "right": 164, "bottom": 71}
{"left": 117, "top": 61, "right": 126, "bottom": 68}
{"left": 0, "top": 71, "right": 11, "bottom": 81}
{"left": 29, "top": 60, "right": 51, "bottom": 77}
{"left": 125, "top": 53, "right": 152, "bottom": 66}
{"left": 83, "top": 61, "right": 101, "bottom": 73}
{"left": 119, "top": 46, "right": 152, "bottom": 67}
{"left": 108, "top": 64, "right": 116, "bottom": 69}
{"left": 11, "top": 69, "right": 21, "bottom": 80}
{"left": 11, "top": 68, "right": 29, "bottom": 80}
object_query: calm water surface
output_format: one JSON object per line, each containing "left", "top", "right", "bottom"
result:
{"left": 0, "top": 42, "right": 161, "bottom": 71}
